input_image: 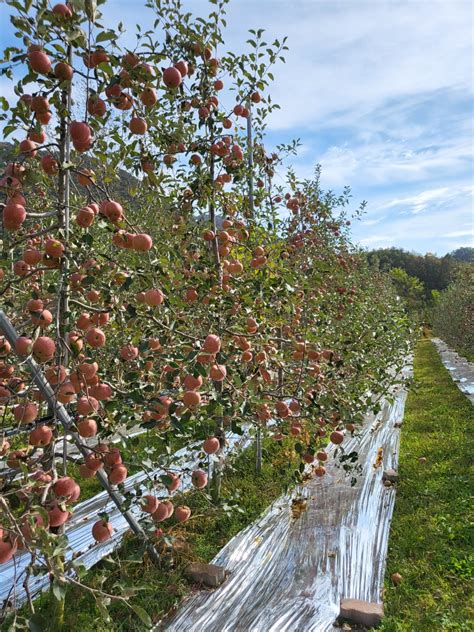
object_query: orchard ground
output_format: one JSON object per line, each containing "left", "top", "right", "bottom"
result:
{"left": 2, "top": 435, "right": 300, "bottom": 631}
{"left": 2, "top": 338, "right": 471, "bottom": 631}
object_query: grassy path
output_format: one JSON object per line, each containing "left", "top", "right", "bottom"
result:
{"left": 381, "top": 339, "right": 473, "bottom": 631}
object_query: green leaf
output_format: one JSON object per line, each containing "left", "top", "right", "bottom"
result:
{"left": 52, "top": 44, "right": 66, "bottom": 55}
{"left": 97, "top": 62, "right": 113, "bottom": 75}
{"left": 130, "top": 605, "right": 152, "bottom": 627}
{"left": 81, "top": 233, "right": 94, "bottom": 246}
{"left": 96, "top": 598, "right": 111, "bottom": 623}
{"left": 84, "top": 0, "right": 98, "bottom": 21}
{"left": 195, "top": 362, "right": 207, "bottom": 377}
{"left": 28, "top": 614, "right": 47, "bottom": 632}
{"left": 67, "top": 28, "right": 86, "bottom": 43}
{"left": 96, "top": 30, "right": 116, "bottom": 43}
{"left": 52, "top": 581, "right": 66, "bottom": 602}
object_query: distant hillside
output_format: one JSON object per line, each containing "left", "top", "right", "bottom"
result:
{"left": 367, "top": 247, "right": 472, "bottom": 298}
{"left": 0, "top": 141, "right": 138, "bottom": 201}
{"left": 0, "top": 141, "right": 15, "bottom": 165}
{"left": 450, "top": 246, "right": 474, "bottom": 263}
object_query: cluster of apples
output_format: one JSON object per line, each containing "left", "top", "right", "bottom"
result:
{"left": 0, "top": 454, "right": 129, "bottom": 562}
{"left": 0, "top": 302, "right": 115, "bottom": 449}
{"left": 90, "top": 466, "right": 209, "bottom": 544}
{"left": 79, "top": 445, "right": 127, "bottom": 484}
{"left": 73, "top": 196, "right": 155, "bottom": 255}
{"left": 142, "top": 495, "right": 192, "bottom": 532}
{"left": 20, "top": 20, "right": 195, "bottom": 166}
{"left": 14, "top": 16, "right": 262, "bottom": 230}
{"left": 201, "top": 219, "right": 266, "bottom": 287}
{"left": 0, "top": 471, "right": 82, "bottom": 564}
{"left": 14, "top": 238, "right": 64, "bottom": 280}
{"left": 140, "top": 334, "right": 221, "bottom": 422}
{"left": 1, "top": 161, "right": 29, "bottom": 231}
{"left": 69, "top": 120, "right": 93, "bottom": 152}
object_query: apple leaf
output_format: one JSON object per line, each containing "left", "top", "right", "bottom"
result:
{"left": 131, "top": 605, "right": 152, "bottom": 627}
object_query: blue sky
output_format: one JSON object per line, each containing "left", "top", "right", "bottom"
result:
{"left": 1, "top": 0, "right": 473, "bottom": 255}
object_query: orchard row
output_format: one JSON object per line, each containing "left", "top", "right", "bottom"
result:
{"left": 0, "top": 0, "right": 410, "bottom": 619}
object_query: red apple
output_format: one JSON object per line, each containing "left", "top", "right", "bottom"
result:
{"left": 92, "top": 520, "right": 113, "bottom": 543}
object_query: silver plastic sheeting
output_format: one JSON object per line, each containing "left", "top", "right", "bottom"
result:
{"left": 431, "top": 338, "right": 474, "bottom": 405}
{"left": 162, "top": 367, "right": 411, "bottom": 632}
{"left": 0, "top": 428, "right": 254, "bottom": 608}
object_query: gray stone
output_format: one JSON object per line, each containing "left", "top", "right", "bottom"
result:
{"left": 339, "top": 599, "right": 384, "bottom": 627}
{"left": 382, "top": 468, "right": 399, "bottom": 483}
{"left": 184, "top": 562, "right": 226, "bottom": 588}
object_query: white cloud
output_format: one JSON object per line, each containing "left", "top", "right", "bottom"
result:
{"left": 353, "top": 196, "right": 474, "bottom": 254}
{"left": 377, "top": 185, "right": 474, "bottom": 215}
{"left": 361, "top": 216, "right": 386, "bottom": 226}
{"left": 358, "top": 233, "right": 393, "bottom": 246}
{"left": 442, "top": 230, "right": 474, "bottom": 239}
{"left": 244, "top": 0, "right": 474, "bottom": 132}
{"left": 314, "top": 139, "right": 473, "bottom": 190}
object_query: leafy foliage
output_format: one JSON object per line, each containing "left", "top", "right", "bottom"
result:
{"left": 449, "top": 246, "right": 474, "bottom": 264}
{"left": 0, "top": 0, "right": 410, "bottom": 626}
{"left": 431, "top": 268, "right": 474, "bottom": 360}
{"left": 389, "top": 267, "right": 425, "bottom": 317}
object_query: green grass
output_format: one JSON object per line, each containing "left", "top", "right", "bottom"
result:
{"left": 3, "top": 437, "right": 299, "bottom": 631}
{"left": 464, "top": 351, "right": 474, "bottom": 363}
{"left": 381, "top": 338, "right": 474, "bottom": 632}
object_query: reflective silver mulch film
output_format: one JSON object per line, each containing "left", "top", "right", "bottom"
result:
{"left": 0, "top": 429, "right": 253, "bottom": 608}
{"left": 431, "top": 338, "right": 474, "bottom": 405}
{"left": 162, "top": 367, "right": 411, "bottom": 632}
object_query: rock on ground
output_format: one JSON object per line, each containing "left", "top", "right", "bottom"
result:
{"left": 339, "top": 599, "right": 384, "bottom": 627}
{"left": 184, "top": 562, "right": 226, "bottom": 588}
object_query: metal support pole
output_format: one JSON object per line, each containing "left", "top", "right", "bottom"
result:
{"left": 209, "top": 126, "right": 224, "bottom": 499}
{"left": 246, "top": 99, "right": 262, "bottom": 472}
{"left": 246, "top": 99, "right": 255, "bottom": 219}
{"left": 56, "top": 42, "right": 73, "bottom": 476}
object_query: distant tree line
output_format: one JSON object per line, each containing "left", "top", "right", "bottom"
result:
{"left": 367, "top": 247, "right": 473, "bottom": 358}
{"left": 431, "top": 267, "right": 474, "bottom": 360}
{"left": 367, "top": 247, "right": 473, "bottom": 300}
